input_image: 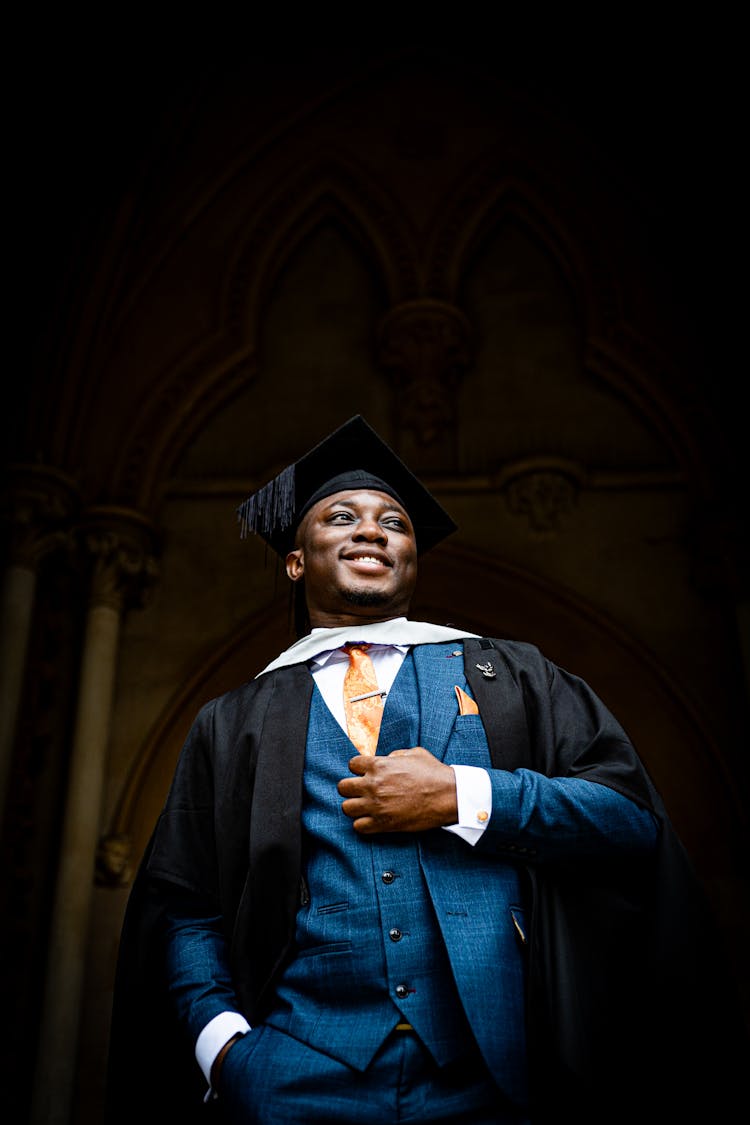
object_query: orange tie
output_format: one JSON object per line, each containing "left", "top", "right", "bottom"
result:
{"left": 343, "top": 644, "right": 385, "bottom": 756}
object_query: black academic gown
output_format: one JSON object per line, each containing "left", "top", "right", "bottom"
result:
{"left": 105, "top": 638, "right": 747, "bottom": 1124}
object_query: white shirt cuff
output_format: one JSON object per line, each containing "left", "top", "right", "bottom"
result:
{"left": 196, "top": 1011, "right": 251, "bottom": 1100}
{"left": 444, "top": 765, "right": 492, "bottom": 846}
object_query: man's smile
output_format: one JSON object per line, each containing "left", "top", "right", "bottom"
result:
{"left": 343, "top": 550, "right": 392, "bottom": 569}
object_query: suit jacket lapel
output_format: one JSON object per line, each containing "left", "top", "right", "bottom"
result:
{"left": 412, "top": 642, "right": 464, "bottom": 762}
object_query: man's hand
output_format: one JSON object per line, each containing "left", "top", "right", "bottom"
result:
{"left": 337, "top": 746, "right": 458, "bottom": 834}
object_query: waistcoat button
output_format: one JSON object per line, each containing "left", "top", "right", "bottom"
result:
{"left": 389, "top": 927, "right": 402, "bottom": 942}
{"left": 382, "top": 871, "right": 395, "bottom": 884}
{"left": 395, "top": 984, "right": 409, "bottom": 999}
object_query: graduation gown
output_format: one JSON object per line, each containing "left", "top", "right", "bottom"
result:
{"left": 105, "top": 637, "right": 746, "bottom": 1123}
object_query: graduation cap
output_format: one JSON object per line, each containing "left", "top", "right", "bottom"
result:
{"left": 237, "top": 415, "right": 457, "bottom": 556}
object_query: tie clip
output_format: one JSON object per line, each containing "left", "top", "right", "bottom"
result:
{"left": 348, "top": 690, "right": 387, "bottom": 702}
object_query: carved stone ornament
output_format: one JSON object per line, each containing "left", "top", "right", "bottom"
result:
{"left": 78, "top": 506, "right": 160, "bottom": 613}
{"left": 499, "top": 458, "right": 585, "bottom": 535}
{"left": 377, "top": 299, "right": 473, "bottom": 446}
{"left": 95, "top": 832, "right": 134, "bottom": 887}
{"left": 1, "top": 463, "right": 80, "bottom": 569}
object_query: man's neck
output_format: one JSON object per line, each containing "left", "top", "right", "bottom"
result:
{"left": 309, "top": 615, "right": 408, "bottom": 635}
{"left": 307, "top": 609, "right": 408, "bottom": 630}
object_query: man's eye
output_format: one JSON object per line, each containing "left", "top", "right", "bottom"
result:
{"left": 329, "top": 512, "right": 353, "bottom": 522}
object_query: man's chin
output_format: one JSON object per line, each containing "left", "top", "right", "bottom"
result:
{"left": 342, "top": 588, "right": 391, "bottom": 608}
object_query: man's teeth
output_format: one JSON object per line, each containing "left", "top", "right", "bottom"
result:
{"left": 355, "top": 556, "right": 385, "bottom": 565}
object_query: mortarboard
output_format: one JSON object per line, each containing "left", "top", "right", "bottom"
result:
{"left": 237, "top": 415, "right": 457, "bottom": 556}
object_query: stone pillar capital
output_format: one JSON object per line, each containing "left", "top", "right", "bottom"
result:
{"left": 1, "top": 464, "right": 80, "bottom": 569}
{"left": 78, "top": 506, "right": 160, "bottom": 613}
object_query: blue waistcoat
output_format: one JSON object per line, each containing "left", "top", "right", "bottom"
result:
{"left": 266, "top": 651, "right": 473, "bottom": 1070}
{"left": 266, "top": 646, "right": 528, "bottom": 1106}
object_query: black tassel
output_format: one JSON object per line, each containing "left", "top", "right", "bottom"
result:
{"left": 237, "top": 463, "right": 296, "bottom": 540}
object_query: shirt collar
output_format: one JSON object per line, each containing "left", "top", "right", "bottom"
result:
{"left": 256, "top": 617, "right": 480, "bottom": 676}
{"left": 311, "top": 641, "right": 411, "bottom": 670}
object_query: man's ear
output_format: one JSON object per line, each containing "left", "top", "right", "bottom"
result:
{"left": 286, "top": 548, "right": 304, "bottom": 582}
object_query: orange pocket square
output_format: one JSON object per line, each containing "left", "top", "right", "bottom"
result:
{"left": 454, "top": 686, "right": 479, "bottom": 716}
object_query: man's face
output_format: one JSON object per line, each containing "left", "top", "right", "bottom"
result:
{"left": 285, "top": 489, "right": 418, "bottom": 628}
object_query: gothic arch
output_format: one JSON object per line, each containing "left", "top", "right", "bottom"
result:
{"left": 426, "top": 163, "right": 707, "bottom": 481}
{"left": 223, "top": 152, "right": 423, "bottom": 326}
{"left": 110, "top": 156, "right": 421, "bottom": 513}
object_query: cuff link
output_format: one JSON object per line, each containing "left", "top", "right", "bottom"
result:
{"left": 476, "top": 809, "right": 489, "bottom": 823}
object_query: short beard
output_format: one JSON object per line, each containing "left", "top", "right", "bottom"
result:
{"left": 342, "top": 588, "right": 390, "bottom": 607}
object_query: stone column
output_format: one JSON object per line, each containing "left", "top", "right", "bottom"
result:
{"left": 0, "top": 465, "right": 78, "bottom": 822}
{"left": 30, "top": 507, "right": 158, "bottom": 1125}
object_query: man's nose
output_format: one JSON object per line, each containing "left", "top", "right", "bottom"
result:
{"left": 353, "top": 518, "right": 387, "bottom": 542}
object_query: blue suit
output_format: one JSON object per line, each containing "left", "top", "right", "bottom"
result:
{"left": 162, "top": 642, "right": 657, "bottom": 1120}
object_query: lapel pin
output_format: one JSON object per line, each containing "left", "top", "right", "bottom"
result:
{"left": 475, "top": 661, "right": 496, "bottom": 679}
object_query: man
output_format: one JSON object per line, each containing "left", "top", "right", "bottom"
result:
{"left": 107, "top": 416, "right": 744, "bottom": 1124}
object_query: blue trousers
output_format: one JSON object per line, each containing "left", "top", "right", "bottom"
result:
{"left": 218, "top": 1023, "right": 529, "bottom": 1124}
